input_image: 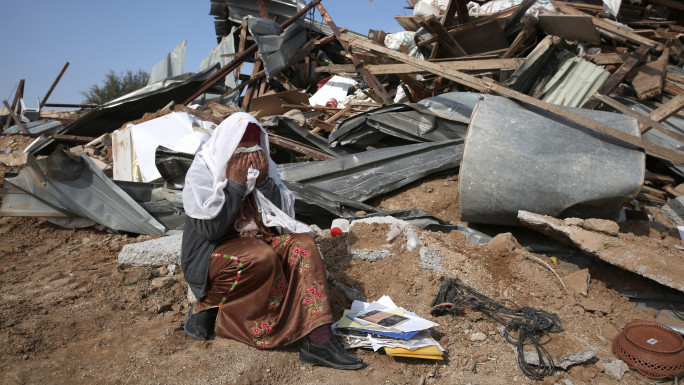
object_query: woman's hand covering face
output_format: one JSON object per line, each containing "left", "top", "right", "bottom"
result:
{"left": 249, "top": 150, "right": 269, "bottom": 183}
{"left": 225, "top": 152, "right": 250, "bottom": 184}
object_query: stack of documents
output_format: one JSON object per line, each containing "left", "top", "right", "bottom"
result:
{"left": 333, "top": 295, "right": 444, "bottom": 360}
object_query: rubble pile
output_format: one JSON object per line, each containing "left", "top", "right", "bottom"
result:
{"left": 2, "top": 0, "right": 684, "bottom": 383}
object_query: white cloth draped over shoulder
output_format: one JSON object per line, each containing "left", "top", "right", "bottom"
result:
{"left": 182, "top": 112, "right": 310, "bottom": 235}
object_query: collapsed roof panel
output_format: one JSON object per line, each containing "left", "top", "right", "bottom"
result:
{"left": 279, "top": 140, "right": 463, "bottom": 202}
{"left": 5, "top": 148, "right": 167, "bottom": 235}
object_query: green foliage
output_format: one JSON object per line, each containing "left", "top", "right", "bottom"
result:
{"left": 80, "top": 69, "right": 149, "bottom": 105}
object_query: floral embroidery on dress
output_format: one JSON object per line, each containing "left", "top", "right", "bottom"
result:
{"left": 251, "top": 317, "right": 276, "bottom": 348}
{"left": 211, "top": 253, "right": 243, "bottom": 314}
{"left": 267, "top": 277, "right": 287, "bottom": 310}
{"left": 287, "top": 239, "right": 311, "bottom": 273}
{"left": 302, "top": 280, "right": 326, "bottom": 316}
{"left": 270, "top": 234, "right": 291, "bottom": 250}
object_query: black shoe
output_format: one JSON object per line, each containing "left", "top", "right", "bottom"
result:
{"left": 299, "top": 335, "right": 364, "bottom": 370}
{"left": 184, "top": 306, "right": 217, "bottom": 341}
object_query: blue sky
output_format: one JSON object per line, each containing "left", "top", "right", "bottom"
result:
{"left": 1, "top": 1, "right": 410, "bottom": 109}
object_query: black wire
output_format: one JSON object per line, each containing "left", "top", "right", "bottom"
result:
{"left": 431, "top": 278, "right": 564, "bottom": 380}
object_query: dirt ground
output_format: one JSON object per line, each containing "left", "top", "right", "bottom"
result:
{"left": 1, "top": 135, "right": 684, "bottom": 384}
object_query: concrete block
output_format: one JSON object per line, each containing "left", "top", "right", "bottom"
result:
{"left": 117, "top": 234, "right": 183, "bottom": 266}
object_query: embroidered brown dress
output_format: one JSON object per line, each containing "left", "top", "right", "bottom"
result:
{"left": 192, "top": 198, "right": 333, "bottom": 349}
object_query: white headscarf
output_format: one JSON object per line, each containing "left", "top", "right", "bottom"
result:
{"left": 183, "top": 112, "right": 308, "bottom": 234}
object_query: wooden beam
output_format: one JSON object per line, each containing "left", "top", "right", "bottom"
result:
{"left": 649, "top": 93, "right": 684, "bottom": 122}
{"left": 256, "top": 0, "right": 269, "bottom": 18}
{"left": 442, "top": 0, "right": 458, "bottom": 27}
{"left": 343, "top": 33, "right": 684, "bottom": 165}
{"left": 39, "top": 62, "right": 70, "bottom": 109}
{"left": 315, "top": 59, "right": 524, "bottom": 75}
{"left": 590, "top": 93, "right": 684, "bottom": 142}
{"left": 582, "top": 44, "right": 651, "bottom": 109}
{"left": 3, "top": 79, "right": 24, "bottom": 131}
{"left": 3, "top": 100, "right": 27, "bottom": 133}
{"left": 243, "top": 59, "right": 263, "bottom": 111}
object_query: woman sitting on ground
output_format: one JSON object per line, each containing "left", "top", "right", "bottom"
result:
{"left": 181, "top": 112, "right": 363, "bottom": 370}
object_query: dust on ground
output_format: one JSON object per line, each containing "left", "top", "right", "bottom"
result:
{"left": 1, "top": 135, "right": 683, "bottom": 384}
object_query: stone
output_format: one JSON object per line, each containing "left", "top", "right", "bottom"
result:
{"left": 486, "top": 232, "right": 519, "bottom": 253}
{"left": 563, "top": 217, "right": 584, "bottom": 227}
{"left": 581, "top": 218, "right": 619, "bottom": 236}
{"left": 350, "top": 248, "right": 393, "bottom": 262}
{"left": 601, "top": 323, "right": 619, "bottom": 342}
{"left": 151, "top": 277, "right": 174, "bottom": 289}
{"left": 565, "top": 269, "right": 590, "bottom": 296}
{"left": 470, "top": 332, "right": 487, "bottom": 342}
{"left": 419, "top": 247, "right": 444, "bottom": 272}
{"left": 662, "top": 195, "right": 684, "bottom": 226}
{"left": 117, "top": 234, "right": 182, "bottom": 266}
{"left": 580, "top": 298, "right": 611, "bottom": 314}
{"left": 603, "top": 360, "right": 629, "bottom": 380}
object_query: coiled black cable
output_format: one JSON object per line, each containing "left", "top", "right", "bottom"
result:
{"left": 430, "top": 277, "right": 564, "bottom": 380}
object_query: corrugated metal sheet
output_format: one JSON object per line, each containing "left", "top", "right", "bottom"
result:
{"left": 538, "top": 57, "right": 610, "bottom": 107}
{"left": 148, "top": 41, "right": 187, "bottom": 85}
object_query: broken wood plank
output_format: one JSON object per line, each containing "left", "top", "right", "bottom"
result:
{"left": 39, "top": 62, "right": 70, "bottom": 109}
{"left": 641, "top": 184, "right": 669, "bottom": 200}
{"left": 590, "top": 93, "right": 684, "bottom": 142}
{"left": 324, "top": 105, "right": 352, "bottom": 124}
{"left": 502, "top": 18, "right": 537, "bottom": 59}
{"left": 649, "top": 93, "right": 684, "bottom": 123}
{"left": 582, "top": 44, "right": 651, "bottom": 110}
{"left": 631, "top": 48, "right": 669, "bottom": 101}
{"left": 554, "top": 3, "right": 663, "bottom": 49}
{"left": 420, "top": 15, "right": 467, "bottom": 57}
{"left": 343, "top": 33, "right": 684, "bottom": 165}
{"left": 309, "top": 118, "right": 337, "bottom": 133}
{"left": 537, "top": 15, "right": 600, "bottom": 44}
{"left": 175, "top": 105, "right": 223, "bottom": 124}
{"left": 582, "top": 53, "right": 629, "bottom": 66}
{"left": 663, "top": 79, "right": 684, "bottom": 96}
{"left": 268, "top": 133, "right": 334, "bottom": 160}
{"left": 315, "top": 2, "right": 391, "bottom": 104}
{"left": 645, "top": 170, "right": 676, "bottom": 185}
{"left": 2, "top": 100, "right": 27, "bottom": 133}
